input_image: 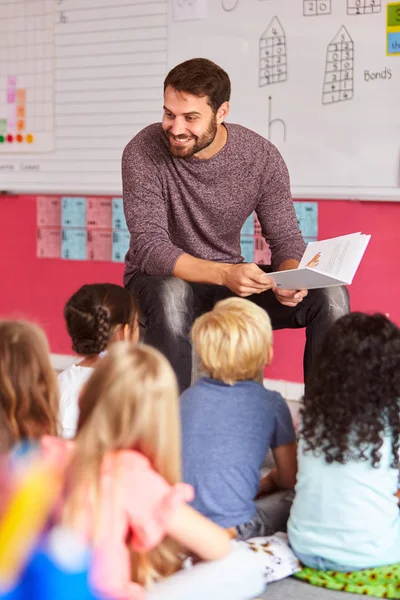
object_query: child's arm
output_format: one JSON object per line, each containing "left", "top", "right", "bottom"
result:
{"left": 165, "top": 503, "right": 231, "bottom": 561}
{"left": 256, "top": 442, "right": 297, "bottom": 498}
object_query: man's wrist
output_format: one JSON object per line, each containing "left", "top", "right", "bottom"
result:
{"left": 214, "top": 262, "right": 232, "bottom": 287}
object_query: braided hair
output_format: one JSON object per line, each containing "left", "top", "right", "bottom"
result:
{"left": 64, "top": 284, "right": 138, "bottom": 357}
{"left": 301, "top": 312, "right": 400, "bottom": 468}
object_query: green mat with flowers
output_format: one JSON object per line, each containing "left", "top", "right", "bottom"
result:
{"left": 293, "top": 563, "right": 400, "bottom": 598}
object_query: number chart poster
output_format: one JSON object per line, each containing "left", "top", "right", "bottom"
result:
{"left": 0, "top": 0, "right": 55, "bottom": 152}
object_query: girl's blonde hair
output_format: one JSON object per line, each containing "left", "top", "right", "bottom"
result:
{"left": 0, "top": 320, "right": 59, "bottom": 441}
{"left": 191, "top": 297, "right": 273, "bottom": 385}
{"left": 62, "top": 342, "right": 182, "bottom": 586}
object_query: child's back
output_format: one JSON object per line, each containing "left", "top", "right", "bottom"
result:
{"left": 181, "top": 298, "right": 297, "bottom": 538}
{"left": 59, "top": 283, "right": 139, "bottom": 438}
{"left": 58, "top": 364, "right": 94, "bottom": 438}
{"left": 288, "top": 312, "right": 400, "bottom": 571}
{"left": 60, "top": 342, "right": 266, "bottom": 600}
{"left": 181, "top": 377, "right": 294, "bottom": 528}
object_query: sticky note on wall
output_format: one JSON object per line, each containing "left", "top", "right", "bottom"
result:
{"left": 112, "top": 230, "right": 130, "bottom": 263}
{"left": 61, "top": 229, "right": 87, "bottom": 260}
{"left": 387, "top": 3, "right": 400, "bottom": 55}
{"left": 112, "top": 198, "right": 128, "bottom": 230}
{"left": 61, "top": 197, "right": 86, "bottom": 228}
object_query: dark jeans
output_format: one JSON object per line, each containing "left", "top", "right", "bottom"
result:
{"left": 126, "top": 268, "right": 350, "bottom": 393}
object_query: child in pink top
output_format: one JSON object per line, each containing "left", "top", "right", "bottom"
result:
{"left": 54, "top": 343, "right": 265, "bottom": 600}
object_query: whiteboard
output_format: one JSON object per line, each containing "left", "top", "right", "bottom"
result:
{"left": 0, "top": 0, "right": 399, "bottom": 200}
{"left": 0, "top": 0, "right": 167, "bottom": 195}
{"left": 168, "top": 0, "right": 400, "bottom": 200}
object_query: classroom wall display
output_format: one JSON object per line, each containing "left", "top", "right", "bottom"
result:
{"left": 169, "top": 1, "right": 400, "bottom": 200}
{"left": 36, "top": 196, "right": 317, "bottom": 265}
{"left": 0, "top": 0, "right": 55, "bottom": 152}
{"left": 0, "top": 1, "right": 398, "bottom": 200}
{"left": 37, "top": 195, "right": 130, "bottom": 262}
{"left": 0, "top": 0, "right": 167, "bottom": 194}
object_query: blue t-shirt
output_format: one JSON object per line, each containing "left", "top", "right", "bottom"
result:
{"left": 288, "top": 435, "right": 400, "bottom": 569}
{"left": 180, "top": 377, "right": 296, "bottom": 528}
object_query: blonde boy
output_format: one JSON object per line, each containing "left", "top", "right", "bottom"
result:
{"left": 180, "top": 298, "right": 297, "bottom": 540}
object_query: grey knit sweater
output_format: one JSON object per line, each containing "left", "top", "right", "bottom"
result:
{"left": 122, "top": 122, "right": 305, "bottom": 285}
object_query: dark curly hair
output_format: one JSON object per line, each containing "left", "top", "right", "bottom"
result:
{"left": 64, "top": 284, "right": 138, "bottom": 356}
{"left": 301, "top": 312, "right": 400, "bottom": 468}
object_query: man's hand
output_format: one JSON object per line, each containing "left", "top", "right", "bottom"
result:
{"left": 272, "top": 287, "right": 308, "bottom": 307}
{"left": 222, "top": 263, "right": 274, "bottom": 297}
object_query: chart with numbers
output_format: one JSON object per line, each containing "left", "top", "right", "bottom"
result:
{"left": 0, "top": 0, "right": 55, "bottom": 152}
{"left": 259, "top": 16, "right": 287, "bottom": 87}
{"left": 347, "top": 0, "right": 381, "bottom": 15}
{"left": 322, "top": 26, "right": 354, "bottom": 105}
{"left": 303, "top": 0, "right": 331, "bottom": 16}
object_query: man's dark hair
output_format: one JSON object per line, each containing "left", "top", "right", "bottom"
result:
{"left": 301, "top": 312, "right": 400, "bottom": 468}
{"left": 163, "top": 58, "right": 231, "bottom": 113}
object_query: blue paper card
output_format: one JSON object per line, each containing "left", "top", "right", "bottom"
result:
{"left": 112, "top": 197, "right": 128, "bottom": 230}
{"left": 61, "top": 197, "right": 87, "bottom": 228}
{"left": 61, "top": 229, "right": 87, "bottom": 261}
{"left": 112, "top": 230, "right": 130, "bottom": 263}
{"left": 240, "top": 236, "right": 254, "bottom": 263}
{"left": 294, "top": 201, "right": 318, "bottom": 239}
{"left": 241, "top": 213, "right": 255, "bottom": 235}
{"left": 388, "top": 32, "right": 400, "bottom": 55}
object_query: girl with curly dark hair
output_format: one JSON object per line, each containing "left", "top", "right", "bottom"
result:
{"left": 288, "top": 312, "right": 400, "bottom": 571}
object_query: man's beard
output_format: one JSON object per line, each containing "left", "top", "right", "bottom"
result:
{"left": 167, "top": 118, "right": 218, "bottom": 158}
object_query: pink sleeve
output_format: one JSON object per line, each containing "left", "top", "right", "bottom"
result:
{"left": 120, "top": 457, "right": 194, "bottom": 552}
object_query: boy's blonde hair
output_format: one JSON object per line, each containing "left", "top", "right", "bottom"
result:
{"left": 0, "top": 320, "right": 59, "bottom": 441}
{"left": 62, "top": 342, "right": 182, "bottom": 586}
{"left": 191, "top": 298, "right": 273, "bottom": 385}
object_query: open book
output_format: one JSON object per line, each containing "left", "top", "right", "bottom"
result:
{"left": 268, "top": 232, "right": 370, "bottom": 290}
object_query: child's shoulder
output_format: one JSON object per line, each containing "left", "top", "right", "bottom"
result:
{"left": 58, "top": 363, "right": 94, "bottom": 390}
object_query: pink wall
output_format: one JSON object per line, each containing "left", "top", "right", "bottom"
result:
{"left": 0, "top": 195, "right": 398, "bottom": 382}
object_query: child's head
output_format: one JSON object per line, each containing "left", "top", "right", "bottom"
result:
{"left": 302, "top": 312, "right": 400, "bottom": 467}
{"left": 0, "top": 320, "right": 59, "bottom": 441}
{"left": 75, "top": 342, "right": 180, "bottom": 479}
{"left": 64, "top": 342, "right": 181, "bottom": 584}
{"left": 64, "top": 283, "right": 139, "bottom": 356}
{"left": 191, "top": 297, "right": 273, "bottom": 385}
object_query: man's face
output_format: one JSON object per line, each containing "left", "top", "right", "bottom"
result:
{"left": 162, "top": 86, "right": 218, "bottom": 158}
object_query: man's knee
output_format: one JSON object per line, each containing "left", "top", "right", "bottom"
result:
{"left": 140, "top": 276, "right": 194, "bottom": 336}
{"left": 309, "top": 285, "right": 350, "bottom": 322}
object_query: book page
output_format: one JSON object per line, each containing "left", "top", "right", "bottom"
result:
{"left": 298, "top": 233, "right": 369, "bottom": 281}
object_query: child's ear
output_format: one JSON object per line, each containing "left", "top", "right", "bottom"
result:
{"left": 266, "top": 346, "right": 274, "bottom": 366}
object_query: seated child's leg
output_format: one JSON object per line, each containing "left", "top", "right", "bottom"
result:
{"left": 146, "top": 542, "right": 265, "bottom": 600}
{"left": 236, "top": 490, "right": 294, "bottom": 541}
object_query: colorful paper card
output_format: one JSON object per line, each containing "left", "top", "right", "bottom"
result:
{"left": 61, "top": 197, "right": 86, "bottom": 228}
{"left": 37, "top": 196, "right": 61, "bottom": 227}
{"left": 112, "top": 198, "right": 128, "bottom": 230}
{"left": 241, "top": 214, "right": 255, "bottom": 236}
{"left": 387, "top": 3, "right": 400, "bottom": 55}
{"left": 86, "top": 197, "right": 112, "bottom": 230}
{"left": 240, "top": 235, "right": 255, "bottom": 263}
{"left": 254, "top": 235, "right": 272, "bottom": 265}
{"left": 87, "top": 231, "right": 112, "bottom": 261}
{"left": 37, "top": 228, "right": 61, "bottom": 259}
{"left": 61, "top": 228, "right": 87, "bottom": 261}
{"left": 112, "top": 230, "right": 130, "bottom": 263}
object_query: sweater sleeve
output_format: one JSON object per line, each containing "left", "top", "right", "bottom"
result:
{"left": 255, "top": 144, "right": 306, "bottom": 270}
{"left": 122, "top": 140, "right": 184, "bottom": 276}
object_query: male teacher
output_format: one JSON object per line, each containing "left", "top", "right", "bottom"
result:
{"left": 122, "top": 58, "right": 349, "bottom": 392}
